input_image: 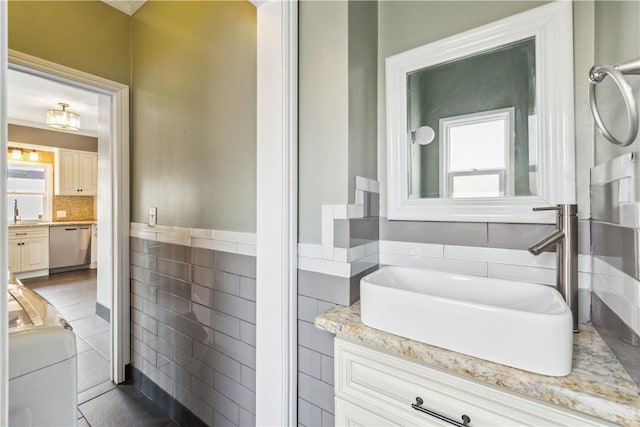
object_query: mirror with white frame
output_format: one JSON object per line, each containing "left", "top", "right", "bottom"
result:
{"left": 385, "top": 2, "right": 575, "bottom": 223}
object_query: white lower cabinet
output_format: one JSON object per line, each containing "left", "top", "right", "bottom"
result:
{"left": 336, "top": 398, "right": 403, "bottom": 427}
{"left": 335, "top": 338, "right": 618, "bottom": 427}
{"left": 8, "top": 227, "right": 49, "bottom": 274}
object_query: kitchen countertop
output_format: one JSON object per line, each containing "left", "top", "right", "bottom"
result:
{"left": 8, "top": 272, "right": 20, "bottom": 286}
{"left": 9, "top": 221, "right": 96, "bottom": 228}
{"left": 315, "top": 302, "right": 640, "bottom": 427}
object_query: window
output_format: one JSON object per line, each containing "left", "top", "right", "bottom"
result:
{"left": 7, "top": 161, "right": 52, "bottom": 221}
{"left": 440, "top": 107, "right": 514, "bottom": 198}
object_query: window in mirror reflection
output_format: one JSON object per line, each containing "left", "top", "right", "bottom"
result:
{"left": 407, "top": 37, "right": 536, "bottom": 200}
{"left": 442, "top": 108, "right": 512, "bottom": 198}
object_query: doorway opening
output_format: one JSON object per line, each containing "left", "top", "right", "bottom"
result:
{"left": 7, "top": 50, "right": 130, "bottom": 389}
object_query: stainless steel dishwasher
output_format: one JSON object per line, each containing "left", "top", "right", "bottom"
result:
{"left": 49, "top": 225, "right": 92, "bottom": 270}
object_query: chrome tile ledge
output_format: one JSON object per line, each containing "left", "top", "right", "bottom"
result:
{"left": 315, "top": 302, "right": 640, "bottom": 427}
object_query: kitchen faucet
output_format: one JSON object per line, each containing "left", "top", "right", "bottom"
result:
{"left": 528, "top": 204, "right": 578, "bottom": 333}
{"left": 13, "top": 199, "right": 20, "bottom": 224}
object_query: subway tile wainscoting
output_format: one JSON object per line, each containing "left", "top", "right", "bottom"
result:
{"left": 590, "top": 154, "right": 640, "bottom": 385}
{"left": 129, "top": 224, "right": 256, "bottom": 427}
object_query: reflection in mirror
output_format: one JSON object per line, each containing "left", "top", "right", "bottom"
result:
{"left": 407, "top": 38, "right": 536, "bottom": 200}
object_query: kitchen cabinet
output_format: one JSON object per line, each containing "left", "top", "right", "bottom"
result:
{"left": 55, "top": 149, "right": 98, "bottom": 196}
{"left": 335, "top": 338, "right": 617, "bottom": 427}
{"left": 8, "top": 227, "right": 49, "bottom": 274}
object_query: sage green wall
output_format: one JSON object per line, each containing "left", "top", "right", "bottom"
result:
{"left": 131, "top": 1, "right": 256, "bottom": 232}
{"left": 8, "top": 0, "right": 130, "bottom": 85}
{"left": 573, "top": 1, "right": 596, "bottom": 219}
{"left": 299, "top": 0, "right": 378, "bottom": 243}
{"left": 593, "top": 0, "right": 639, "bottom": 165}
{"left": 299, "top": 0, "right": 349, "bottom": 243}
{"left": 348, "top": 1, "right": 378, "bottom": 201}
{"left": 9, "top": 124, "right": 98, "bottom": 152}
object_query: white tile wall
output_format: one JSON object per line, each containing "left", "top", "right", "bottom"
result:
{"left": 319, "top": 176, "right": 380, "bottom": 260}
{"left": 130, "top": 222, "right": 256, "bottom": 256}
{"left": 379, "top": 240, "right": 594, "bottom": 290}
{"left": 298, "top": 241, "right": 378, "bottom": 278}
{"left": 379, "top": 240, "right": 443, "bottom": 258}
{"left": 298, "top": 256, "right": 352, "bottom": 278}
{"left": 302, "top": 234, "right": 594, "bottom": 294}
{"left": 592, "top": 256, "right": 640, "bottom": 336}
{"left": 321, "top": 206, "right": 335, "bottom": 260}
{"left": 298, "top": 243, "right": 324, "bottom": 259}
{"left": 487, "top": 263, "right": 555, "bottom": 286}
{"left": 379, "top": 251, "right": 488, "bottom": 276}
{"left": 444, "top": 245, "right": 556, "bottom": 269}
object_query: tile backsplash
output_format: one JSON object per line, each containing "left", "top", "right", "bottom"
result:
{"left": 52, "top": 196, "right": 95, "bottom": 221}
{"left": 589, "top": 154, "right": 639, "bottom": 385}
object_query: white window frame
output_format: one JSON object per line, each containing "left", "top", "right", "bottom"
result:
{"left": 7, "top": 159, "right": 53, "bottom": 221}
{"left": 439, "top": 107, "right": 514, "bottom": 199}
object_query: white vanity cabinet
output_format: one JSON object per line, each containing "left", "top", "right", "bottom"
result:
{"left": 335, "top": 338, "right": 618, "bottom": 427}
{"left": 8, "top": 227, "right": 49, "bottom": 274}
{"left": 55, "top": 149, "right": 98, "bottom": 196}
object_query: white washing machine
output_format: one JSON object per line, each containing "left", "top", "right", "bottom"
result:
{"left": 8, "top": 282, "right": 78, "bottom": 427}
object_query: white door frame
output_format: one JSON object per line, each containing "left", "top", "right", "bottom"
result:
{"left": 1, "top": 2, "right": 10, "bottom": 425}
{"left": 254, "top": 0, "right": 298, "bottom": 425}
{"left": 6, "top": 50, "right": 131, "bottom": 384}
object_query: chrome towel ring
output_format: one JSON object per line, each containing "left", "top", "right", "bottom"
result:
{"left": 588, "top": 58, "right": 640, "bottom": 147}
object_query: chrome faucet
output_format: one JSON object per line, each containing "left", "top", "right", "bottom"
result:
{"left": 13, "top": 199, "right": 20, "bottom": 224}
{"left": 528, "top": 204, "right": 578, "bottom": 333}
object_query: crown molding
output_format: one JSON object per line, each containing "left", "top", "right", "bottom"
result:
{"left": 101, "top": 0, "right": 146, "bottom": 16}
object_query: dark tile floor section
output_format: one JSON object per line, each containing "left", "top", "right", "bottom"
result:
{"left": 132, "top": 367, "right": 209, "bottom": 427}
{"left": 79, "top": 385, "right": 176, "bottom": 427}
{"left": 22, "top": 270, "right": 178, "bottom": 427}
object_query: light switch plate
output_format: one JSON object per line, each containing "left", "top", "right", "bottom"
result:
{"left": 149, "top": 207, "right": 157, "bottom": 226}
{"left": 56, "top": 210, "right": 67, "bottom": 218}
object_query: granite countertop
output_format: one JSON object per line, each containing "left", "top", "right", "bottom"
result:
{"left": 9, "top": 220, "right": 96, "bottom": 228}
{"left": 315, "top": 302, "right": 640, "bottom": 427}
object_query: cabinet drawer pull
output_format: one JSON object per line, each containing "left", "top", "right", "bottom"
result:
{"left": 15, "top": 233, "right": 27, "bottom": 236}
{"left": 411, "top": 397, "right": 471, "bottom": 427}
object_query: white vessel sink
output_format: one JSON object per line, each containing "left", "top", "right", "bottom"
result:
{"left": 360, "top": 266, "right": 573, "bottom": 376}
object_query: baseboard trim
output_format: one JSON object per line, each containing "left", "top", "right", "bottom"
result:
{"left": 49, "top": 264, "right": 91, "bottom": 275}
{"left": 131, "top": 366, "right": 208, "bottom": 427}
{"left": 95, "top": 302, "right": 110, "bottom": 323}
{"left": 13, "top": 269, "right": 49, "bottom": 280}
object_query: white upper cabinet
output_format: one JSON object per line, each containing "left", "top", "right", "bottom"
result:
{"left": 55, "top": 149, "right": 98, "bottom": 196}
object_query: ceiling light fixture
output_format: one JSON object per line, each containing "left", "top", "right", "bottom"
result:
{"left": 46, "top": 102, "right": 80, "bottom": 131}
{"left": 29, "top": 150, "right": 39, "bottom": 161}
{"left": 11, "top": 148, "right": 22, "bottom": 160}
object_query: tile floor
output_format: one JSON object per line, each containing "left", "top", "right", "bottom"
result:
{"left": 22, "top": 269, "right": 176, "bottom": 427}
